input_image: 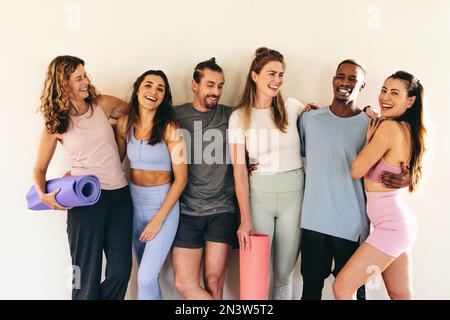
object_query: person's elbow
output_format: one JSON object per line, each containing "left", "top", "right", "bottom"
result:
{"left": 233, "top": 164, "right": 248, "bottom": 181}
{"left": 179, "top": 175, "right": 188, "bottom": 189}
{"left": 174, "top": 171, "right": 188, "bottom": 189}
{"left": 111, "top": 105, "right": 129, "bottom": 119}
{"left": 351, "top": 161, "right": 365, "bottom": 180}
{"left": 33, "top": 165, "right": 47, "bottom": 177}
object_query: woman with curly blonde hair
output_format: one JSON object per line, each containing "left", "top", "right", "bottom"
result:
{"left": 33, "top": 55, "right": 132, "bottom": 300}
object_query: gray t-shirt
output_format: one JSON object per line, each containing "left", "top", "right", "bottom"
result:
{"left": 173, "top": 103, "right": 236, "bottom": 216}
{"left": 298, "top": 106, "right": 370, "bottom": 242}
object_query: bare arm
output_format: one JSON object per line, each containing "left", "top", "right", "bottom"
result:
{"left": 351, "top": 119, "right": 393, "bottom": 179}
{"left": 139, "top": 123, "right": 188, "bottom": 242}
{"left": 230, "top": 142, "right": 253, "bottom": 251}
{"left": 32, "top": 128, "right": 70, "bottom": 210}
{"left": 96, "top": 95, "right": 129, "bottom": 120}
{"left": 115, "top": 115, "right": 128, "bottom": 162}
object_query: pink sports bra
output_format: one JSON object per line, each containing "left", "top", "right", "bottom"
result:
{"left": 365, "top": 121, "right": 411, "bottom": 185}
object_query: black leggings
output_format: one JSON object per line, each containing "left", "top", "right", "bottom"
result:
{"left": 300, "top": 228, "right": 366, "bottom": 300}
{"left": 67, "top": 185, "right": 133, "bottom": 300}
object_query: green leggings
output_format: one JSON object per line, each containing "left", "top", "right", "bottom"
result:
{"left": 249, "top": 168, "right": 305, "bottom": 288}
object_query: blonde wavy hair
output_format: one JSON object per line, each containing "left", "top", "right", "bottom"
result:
{"left": 39, "top": 55, "right": 98, "bottom": 134}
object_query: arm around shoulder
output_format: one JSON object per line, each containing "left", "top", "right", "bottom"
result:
{"left": 284, "top": 97, "right": 305, "bottom": 115}
{"left": 96, "top": 95, "right": 129, "bottom": 119}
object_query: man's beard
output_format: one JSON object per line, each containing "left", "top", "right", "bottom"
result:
{"left": 204, "top": 95, "right": 219, "bottom": 109}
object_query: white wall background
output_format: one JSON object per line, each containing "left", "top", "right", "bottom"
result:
{"left": 1, "top": 0, "right": 449, "bottom": 299}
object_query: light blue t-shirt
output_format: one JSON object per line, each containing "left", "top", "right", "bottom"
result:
{"left": 298, "top": 106, "right": 370, "bottom": 243}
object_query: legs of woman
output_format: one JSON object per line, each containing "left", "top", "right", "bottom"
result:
{"left": 131, "top": 183, "right": 179, "bottom": 300}
{"left": 339, "top": 190, "right": 416, "bottom": 300}
{"left": 137, "top": 205, "right": 179, "bottom": 300}
{"left": 333, "top": 242, "right": 395, "bottom": 299}
{"left": 67, "top": 197, "right": 106, "bottom": 300}
{"left": 67, "top": 186, "right": 133, "bottom": 300}
{"left": 101, "top": 186, "right": 133, "bottom": 300}
{"left": 249, "top": 169, "right": 304, "bottom": 300}
{"left": 249, "top": 190, "right": 276, "bottom": 252}
{"left": 272, "top": 188, "right": 303, "bottom": 299}
{"left": 249, "top": 183, "right": 276, "bottom": 241}
{"left": 382, "top": 250, "right": 413, "bottom": 299}
{"left": 249, "top": 189, "right": 276, "bottom": 297}
{"left": 331, "top": 236, "right": 366, "bottom": 300}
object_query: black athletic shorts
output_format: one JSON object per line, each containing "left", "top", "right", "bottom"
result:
{"left": 172, "top": 212, "right": 238, "bottom": 249}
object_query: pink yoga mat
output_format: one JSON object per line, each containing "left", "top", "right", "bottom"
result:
{"left": 239, "top": 233, "right": 270, "bottom": 300}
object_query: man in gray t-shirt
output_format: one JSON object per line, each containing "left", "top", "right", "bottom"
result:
{"left": 173, "top": 102, "right": 235, "bottom": 217}
{"left": 171, "top": 58, "right": 238, "bottom": 300}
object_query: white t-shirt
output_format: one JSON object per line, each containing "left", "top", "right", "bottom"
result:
{"left": 228, "top": 97, "right": 304, "bottom": 173}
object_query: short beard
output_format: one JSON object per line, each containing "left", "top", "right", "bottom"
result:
{"left": 204, "top": 96, "right": 219, "bottom": 109}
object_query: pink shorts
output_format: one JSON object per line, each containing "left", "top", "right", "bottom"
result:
{"left": 365, "top": 190, "right": 417, "bottom": 258}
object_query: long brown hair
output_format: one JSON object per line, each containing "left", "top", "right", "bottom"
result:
{"left": 125, "top": 70, "right": 175, "bottom": 145}
{"left": 39, "top": 55, "right": 98, "bottom": 134}
{"left": 236, "top": 47, "right": 288, "bottom": 132}
{"left": 389, "top": 71, "right": 426, "bottom": 192}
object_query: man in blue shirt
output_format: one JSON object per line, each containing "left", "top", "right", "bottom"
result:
{"left": 298, "top": 59, "right": 410, "bottom": 300}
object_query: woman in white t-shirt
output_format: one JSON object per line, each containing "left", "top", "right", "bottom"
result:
{"left": 229, "top": 47, "right": 309, "bottom": 300}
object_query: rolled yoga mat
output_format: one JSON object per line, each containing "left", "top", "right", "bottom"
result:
{"left": 26, "top": 175, "right": 101, "bottom": 210}
{"left": 239, "top": 233, "right": 270, "bottom": 300}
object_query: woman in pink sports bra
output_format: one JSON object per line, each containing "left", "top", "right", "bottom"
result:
{"left": 333, "top": 71, "right": 426, "bottom": 300}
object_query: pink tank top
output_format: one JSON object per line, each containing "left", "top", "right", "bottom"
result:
{"left": 62, "top": 104, "right": 127, "bottom": 190}
{"left": 365, "top": 158, "right": 402, "bottom": 184}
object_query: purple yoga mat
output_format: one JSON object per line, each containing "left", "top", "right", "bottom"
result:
{"left": 26, "top": 175, "right": 101, "bottom": 210}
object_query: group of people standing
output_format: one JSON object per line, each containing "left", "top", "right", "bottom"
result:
{"left": 32, "top": 48, "right": 426, "bottom": 300}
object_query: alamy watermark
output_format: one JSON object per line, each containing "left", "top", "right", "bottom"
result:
{"left": 366, "top": 264, "right": 383, "bottom": 290}
{"left": 67, "top": 265, "right": 81, "bottom": 290}
{"left": 170, "top": 121, "right": 282, "bottom": 172}
{"left": 366, "top": 5, "right": 381, "bottom": 30}
{"left": 66, "top": 5, "right": 81, "bottom": 30}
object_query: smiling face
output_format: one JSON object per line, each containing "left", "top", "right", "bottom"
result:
{"left": 379, "top": 78, "right": 416, "bottom": 119}
{"left": 137, "top": 74, "right": 166, "bottom": 111}
{"left": 68, "top": 64, "right": 90, "bottom": 101}
{"left": 332, "top": 63, "right": 365, "bottom": 103}
{"left": 192, "top": 68, "right": 224, "bottom": 110}
{"left": 252, "top": 60, "right": 284, "bottom": 99}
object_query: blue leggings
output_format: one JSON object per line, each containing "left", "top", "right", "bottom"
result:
{"left": 130, "top": 182, "right": 180, "bottom": 300}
